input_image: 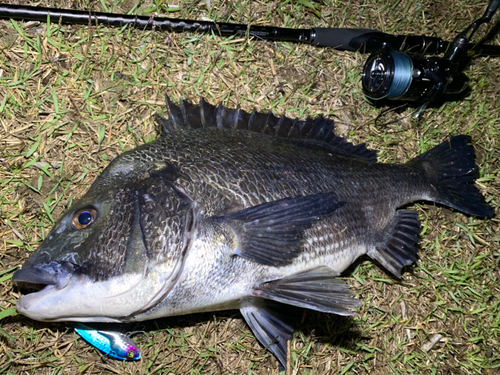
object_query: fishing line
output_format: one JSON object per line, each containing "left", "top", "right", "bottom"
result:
{"left": 126, "top": 330, "right": 149, "bottom": 339}
{"left": 387, "top": 53, "right": 413, "bottom": 99}
{"left": 363, "top": 51, "right": 413, "bottom": 100}
{"left": 373, "top": 104, "right": 428, "bottom": 128}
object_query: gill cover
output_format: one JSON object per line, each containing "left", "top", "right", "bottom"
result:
{"left": 128, "top": 167, "right": 196, "bottom": 316}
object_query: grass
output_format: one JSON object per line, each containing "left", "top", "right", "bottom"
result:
{"left": 0, "top": 0, "right": 499, "bottom": 374}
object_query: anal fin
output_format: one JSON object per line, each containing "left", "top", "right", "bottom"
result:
{"left": 368, "top": 209, "right": 421, "bottom": 278}
{"left": 240, "top": 300, "right": 294, "bottom": 370}
{"left": 254, "top": 266, "right": 359, "bottom": 316}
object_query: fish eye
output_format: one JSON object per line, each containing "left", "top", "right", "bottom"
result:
{"left": 72, "top": 208, "right": 98, "bottom": 230}
{"left": 126, "top": 349, "right": 135, "bottom": 359}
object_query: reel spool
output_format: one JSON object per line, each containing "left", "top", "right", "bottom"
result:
{"left": 361, "top": 49, "right": 469, "bottom": 102}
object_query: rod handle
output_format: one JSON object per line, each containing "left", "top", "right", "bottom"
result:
{"left": 311, "top": 28, "right": 450, "bottom": 55}
{"left": 311, "top": 28, "right": 385, "bottom": 50}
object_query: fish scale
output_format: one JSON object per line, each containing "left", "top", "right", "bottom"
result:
{"left": 151, "top": 132, "right": 380, "bottom": 211}
{"left": 13, "top": 96, "right": 493, "bottom": 369}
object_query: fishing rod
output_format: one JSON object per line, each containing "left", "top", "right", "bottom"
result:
{"left": 1, "top": 1, "right": 499, "bottom": 104}
{"left": 1, "top": 3, "right": 499, "bottom": 55}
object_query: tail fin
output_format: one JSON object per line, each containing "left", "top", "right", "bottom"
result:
{"left": 406, "top": 135, "right": 493, "bottom": 217}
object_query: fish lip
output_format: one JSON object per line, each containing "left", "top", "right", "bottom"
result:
{"left": 14, "top": 273, "right": 123, "bottom": 323}
{"left": 13, "top": 261, "right": 76, "bottom": 291}
{"left": 17, "top": 288, "right": 122, "bottom": 323}
{"left": 16, "top": 284, "right": 54, "bottom": 320}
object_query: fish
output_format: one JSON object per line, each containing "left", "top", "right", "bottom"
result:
{"left": 73, "top": 323, "right": 141, "bottom": 360}
{"left": 13, "top": 95, "right": 493, "bottom": 368}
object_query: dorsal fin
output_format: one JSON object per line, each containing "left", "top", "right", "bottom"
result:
{"left": 158, "top": 95, "right": 377, "bottom": 162}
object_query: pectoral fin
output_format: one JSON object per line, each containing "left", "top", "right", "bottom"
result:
{"left": 254, "top": 266, "right": 359, "bottom": 316}
{"left": 240, "top": 300, "right": 294, "bottom": 370}
{"left": 218, "top": 193, "right": 344, "bottom": 266}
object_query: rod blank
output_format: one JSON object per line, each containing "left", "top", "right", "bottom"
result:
{"left": 0, "top": 4, "right": 312, "bottom": 42}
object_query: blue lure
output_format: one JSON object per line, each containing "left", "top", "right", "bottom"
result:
{"left": 73, "top": 323, "right": 141, "bottom": 360}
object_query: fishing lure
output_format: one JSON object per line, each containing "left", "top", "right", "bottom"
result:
{"left": 73, "top": 323, "right": 141, "bottom": 360}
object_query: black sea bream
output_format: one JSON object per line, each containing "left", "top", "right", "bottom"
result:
{"left": 13, "top": 96, "right": 493, "bottom": 367}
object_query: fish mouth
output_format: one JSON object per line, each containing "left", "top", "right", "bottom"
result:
{"left": 13, "top": 261, "right": 76, "bottom": 319}
{"left": 13, "top": 259, "right": 153, "bottom": 323}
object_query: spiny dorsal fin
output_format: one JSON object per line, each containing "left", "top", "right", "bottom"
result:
{"left": 158, "top": 95, "right": 377, "bottom": 162}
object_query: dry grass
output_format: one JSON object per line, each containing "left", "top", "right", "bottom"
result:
{"left": 1, "top": 0, "right": 499, "bottom": 374}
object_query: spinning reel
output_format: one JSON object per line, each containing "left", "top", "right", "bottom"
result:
{"left": 361, "top": 0, "right": 500, "bottom": 103}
